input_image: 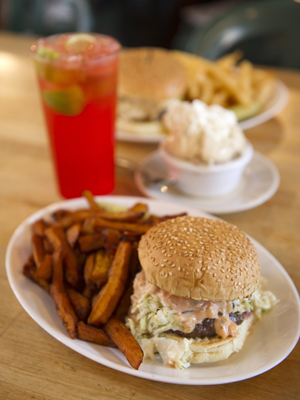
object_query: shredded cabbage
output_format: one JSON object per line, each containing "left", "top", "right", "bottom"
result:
{"left": 126, "top": 277, "right": 277, "bottom": 369}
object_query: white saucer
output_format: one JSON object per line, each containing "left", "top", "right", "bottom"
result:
{"left": 135, "top": 151, "right": 280, "bottom": 214}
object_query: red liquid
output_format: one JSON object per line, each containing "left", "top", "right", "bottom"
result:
{"left": 41, "top": 85, "right": 116, "bottom": 199}
{"left": 33, "top": 34, "right": 120, "bottom": 199}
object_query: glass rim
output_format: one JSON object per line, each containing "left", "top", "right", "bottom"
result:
{"left": 30, "top": 32, "right": 121, "bottom": 64}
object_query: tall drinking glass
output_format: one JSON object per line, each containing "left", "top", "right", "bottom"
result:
{"left": 31, "top": 33, "right": 121, "bottom": 199}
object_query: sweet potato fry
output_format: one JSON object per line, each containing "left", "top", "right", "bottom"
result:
{"left": 88, "top": 241, "right": 132, "bottom": 326}
{"left": 43, "top": 237, "right": 53, "bottom": 253}
{"left": 99, "top": 202, "right": 148, "bottom": 222}
{"left": 54, "top": 209, "right": 103, "bottom": 229}
{"left": 50, "top": 284, "right": 78, "bottom": 339}
{"left": 32, "top": 234, "right": 53, "bottom": 281}
{"left": 82, "top": 285, "right": 96, "bottom": 300}
{"left": 52, "top": 209, "right": 72, "bottom": 221}
{"left": 91, "top": 249, "right": 112, "bottom": 288}
{"left": 66, "top": 222, "right": 82, "bottom": 248}
{"left": 65, "top": 286, "right": 91, "bottom": 322}
{"left": 32, "top": 233, "right": 46, "bottom": 269}
{"left": 77, "top": 322, "right": 116, "bottom": 347}
{"left": 52, "top": 249, "right": 64, "bottom": 292}
{"left": 23, "top": 255, "right": 50, "bottom": 292}
{"left": 78, "top": 233, "right": 105, "bottom": 253}
{"left": 35, "top": 254, "right": 53, "bottom": 281}
{"left": 92, "top": 218, "right": 150, "bottom": 235}
{"left": 104, "top": 317, "right": 143, "bottom": 370}
{"left": 84, "top": 252, "right": 96, "bottom": 287}
{"left": 82, "top": 190, "right": 104, "bottom": 211}
{"left": 32, "top": 219, "right": 49, "bottom": 236}
{"left": 102, "top": 229, "right": 122, "bottom": 255}
{"left": 114, "top": 244, "right": 140, "bottom": 322}
{"left": 45, "top": 226, "right": 82, "bottom": 289}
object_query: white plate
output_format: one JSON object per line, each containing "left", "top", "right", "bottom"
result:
{"left": 6, "top": 196, "right": 300, "bottom": 385}
{"left": 135, "top": 151, "right": 280, "bottom": 215}
{"left": 117, "top": 80, "right": 289, "bottom": 143}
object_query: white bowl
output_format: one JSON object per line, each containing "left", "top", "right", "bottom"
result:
{"left": 158, "top": 140, "right": 253, "bottom": 197}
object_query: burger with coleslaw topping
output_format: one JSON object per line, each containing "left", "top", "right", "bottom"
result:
{"left": 126, "top": 216, "right": 277, "bottom": 369}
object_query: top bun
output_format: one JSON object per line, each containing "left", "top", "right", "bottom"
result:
{"left": 138, "top": 216, "right": 260, "bottom": 301}
{"left": 119, "top": 47, "right": 187, "bottom": 102}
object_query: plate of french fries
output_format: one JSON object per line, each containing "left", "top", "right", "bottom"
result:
{"left": 117, "top": 50, "right": 289, "bottom": 143}
{"left": 6, "top": 193, "right": 300, "bottom": 384}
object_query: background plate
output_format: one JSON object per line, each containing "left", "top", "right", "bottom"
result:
{"left": 117, "top": 80, "right": 289, "bottom": 143}
{"left": 5, "top": 196, "right": 300, "bottom": 385}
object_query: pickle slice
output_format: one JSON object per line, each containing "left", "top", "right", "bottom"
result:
{"left": 42, "top": 86, "right": 85, "bottom": 116}
{"left": 230, "top": 101, "right": 261, "bottom": 122}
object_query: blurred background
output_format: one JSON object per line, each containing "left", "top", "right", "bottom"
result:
{"left": 0, "top": 0, "right": 299, "bottom": 69}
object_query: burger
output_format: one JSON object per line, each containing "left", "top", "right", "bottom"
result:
{"left": 127, "top": 216, "right": 277, "bottom": 369}
{"left": 117, "top": 47, "right": 188, "bottom": 136}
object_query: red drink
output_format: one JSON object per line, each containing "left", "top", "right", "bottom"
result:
{"left": 31, "top": 33, "right": 120, "bottom": 198}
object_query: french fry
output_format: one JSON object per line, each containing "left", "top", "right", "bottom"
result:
{"left": 99, "top": 202, "right": 148, "bottom": 222}
{"left": 52, "top": 249, "right": 65, "bottom": 291}
{"left": 54, "top": 209, "right": 104, "bottom": 229}
{"left": 43, "top": 237, "right": 53, "bottom": 253}
{"left": 32, "top": 234, "right": 53, "bottom": 281}
{"left": 65, "top": 286, "right": 91, "bottom": 322}
{"left": 66, "top": 222, "right": 82, "bottom": 248}
{"left": 102, "top": 228, "right": 122, "bottom": 255}
{"left": 50, "top": 284, "right": 78, "bottom": 339}
{"left": 78, "top": 233, "right": 105, "bottom": 253}
{"left": 84, "top": 252, "right": 96, "bottom": 288}
{"left": 35, "top": 254, "right": 52, "bottom": 281}
{"left": 82, "top": 190, "right": 104, "bottom": 211}
{"left": 91, "top": 249, "right": 112, "bottom": 288}
{"left": 217, "top": 50, "right": 243, "bottom": 71}
{"left": 88, "top": 241, "right": 132, "bottom": 326}
{"left": 45, "top": 226, "right": 82, "bottom": 290}
{"left": 104, "top": 317, "right": 143, "bottom": 370}
{"left": 32, "top": 234, "right": 46, "bottom": 268}
{"left": 23, "top": 254, "right": 50, "bottom": 292}
{"left": 92, "top": 218, "right": 150, "bottom": 235}
{"left": 114, "top": 242, "right": 140, "bottom": 322}
{"left": 32, "top": 219, "right": 49, "bottom": 236}
{"left": 51, "top": 209, "right": 72, "bottom": 221}
{"left": 77, "top": 321, "right": 116, "bottom": 347}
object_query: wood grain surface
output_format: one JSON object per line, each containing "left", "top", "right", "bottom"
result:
{"left": 0, "top": 32, "right": 299, "bottom": 400}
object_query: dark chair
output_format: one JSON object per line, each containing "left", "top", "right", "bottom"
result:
{"left": 175, "top": 0, "right": 300, "bottom": 69}
{"left": 3, "top": 0, "right": 93, "bottom": 35}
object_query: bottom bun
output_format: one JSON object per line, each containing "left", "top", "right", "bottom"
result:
{"left": 140, "top": 314, "right": 255, "bottom": 368}
{"left": 117, "top": 118, "right": 166, "bottom": 136}
{"left": 188, "top": 313, "right": 255, "bottom": 364}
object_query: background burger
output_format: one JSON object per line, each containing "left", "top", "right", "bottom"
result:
{"left": 117, "top": 47, "right": 187, "bottom": 136}
{"left": 127, "top": 216, "right": 277, "bottom": 369}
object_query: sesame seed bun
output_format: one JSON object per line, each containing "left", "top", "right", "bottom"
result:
{"left": 119, "top": 47, "right": 187, "bottom": 102}
{"left": 138, "top": 216, "right": 260, "bottom": 301}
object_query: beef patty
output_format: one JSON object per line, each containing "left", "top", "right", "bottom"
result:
{"left": 166, "top": 311, "right": 251, "bottom": 339}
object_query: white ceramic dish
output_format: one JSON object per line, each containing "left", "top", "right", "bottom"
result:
{"left": 159, "top": 139, "right": 253, "bottom": 197}
{"left": 135, "top": 151, "right": 280, "bottom": 215}
{"left": 6, "top": 196, "right": 299, "bottom": 385}
{"left": 116, "top": 80, "right": 289, "bottom": 143}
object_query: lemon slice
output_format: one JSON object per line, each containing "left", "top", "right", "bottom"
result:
{"left": 37, "top": 45, "right": 59, "bottom": 60}
{"left": 42, "top": 86, "right": 85, "bottom": 116}
{"left": 65, "top": 33, "right": 96, "bottom": 54}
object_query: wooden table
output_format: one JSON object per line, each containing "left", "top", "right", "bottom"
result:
{"left": 0, "top": 32, "right": 299, "bottom": 400}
